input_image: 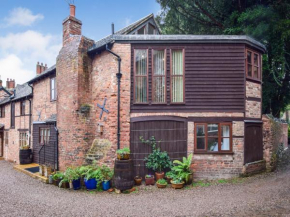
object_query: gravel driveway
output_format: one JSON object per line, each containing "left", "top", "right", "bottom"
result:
{"left": 1, "top": 161, "right": 290, "bottom": 217}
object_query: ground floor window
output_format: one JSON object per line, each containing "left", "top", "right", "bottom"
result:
{"left": 195, "top": 123, "right": 232, "bottom": 153}
{"left": 19, "top": 132, "right": 28, "bottom": 148}
{"left": 40, "top": 128, "right": 50, "bottom": 144}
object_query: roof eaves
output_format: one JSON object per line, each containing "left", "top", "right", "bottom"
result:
{"left": 28, "top": 65, "right": 56, "bottom": 84}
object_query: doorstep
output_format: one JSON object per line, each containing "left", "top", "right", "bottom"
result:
{"left": 0, "top": 157, "right": 4, "bottom": 161}
{"left": 13, "top": 163, "right": 48, "bottom": 184}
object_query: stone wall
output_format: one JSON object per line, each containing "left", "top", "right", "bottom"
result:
{"left": 246, "top": 81, "right": 261, "bottom": 98}
{"left": 245, "top": 100, "right": 261, "bottom": 118}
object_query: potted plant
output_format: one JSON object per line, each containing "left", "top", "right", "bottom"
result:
{"left": 170, "top": 176, "right": 185, "bottom": 189}
{"left": 116, "top": 147, "right": 130, "bottom": 160}
{"left": 165, "top": 171, "right": 175, "bottom": 184}
{"left": 65, "top": 167, "right": 81, "bottom": 190}
{"left": 84, "top": 167, "right": 100, "bottom": 190}
{"left": 52, "top": 172, "right": 64, "bottom": 186}
{"left": 134, "top": 164, "right": 142, "bottom": 186}
{"left": 141, "top": 136, "right": 172, "bottom": 181}
{"left": 156, "top": 178, "right": 167, "bottom": 188}
{"left": 145, "top": 174, "right": 155, "bottom": 185}
{"left": 100, "top": 165, "right": 113, "bottom": 191}
{"left": 172, "top": 154, "right": 193, "bottom": 185}
{"left": 58, "top": 175, "right": 70, "bottom": 189}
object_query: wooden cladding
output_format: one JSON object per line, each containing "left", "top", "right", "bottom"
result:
{"left": 131, "top": 44, "right": 248, "bottom": 112}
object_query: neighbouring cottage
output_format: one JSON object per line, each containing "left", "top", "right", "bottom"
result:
{"left": 1, "top": 4, "right": 287, "bottom": 179}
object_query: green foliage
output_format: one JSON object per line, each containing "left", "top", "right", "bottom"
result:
{"left": 84, "top": 167, "right": 101, "bottom": 180}
{"left": 192, "top": 180, "right": 211, "bottom": 188}
{"left": 157, "top": 178, "right": 167, "bottom": 185}
{"left": 52, "top": 171, "right": 64, "bottom": 181}
{"left": 156, "top": 0, "right": 290, "bottom": 117}
{"left": 172, "top": 154, "right": 193, "bottom": 182}
{"left": 99, "top": 165, "right": 113, "bottom": 182}
{"left": 116, "top": 147, "right": 130, "bottom": 159}
{"left": 64, "top": 167, "right": 80, "bottom": 181}
{"left": 145, "top": 174, "right": 153, "bottom": 178}
{"left": 165, "top": 171, "right": 175, "bottom": 178}
{"left": 141, "top": 136, "right": 172, "bottom": 172}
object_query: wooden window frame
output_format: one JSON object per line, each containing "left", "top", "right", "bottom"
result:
{"left": 20, "top": 100, "right": 25, "bottom": 116}
{"left": 19, "top": 132, "right": 28, "bottom": 147}
{"left": 11, "top": 102, "right": 15, "bottom": 129}
{"left": 0, "top": 106, "right": 4, "bottom": 118}
{"left": 246, "top": 49, "right": 261, "bottom": 81}
{"left": 39, "top": 128, "right": 50, "bottom": 145}
{"left": 194, "top": 122, "right": 233, "bottom": 154}
{"left": 50, "top": 77, "right": 57, "bottom": 101}
{"left": 170, "top": 49, "right": 185, "bottom": 104}
{"left": 152, "top": 49, "right": 166, "bottom": 104}
{"left": 133, "top": 49, "right": 149, "bottom": 104}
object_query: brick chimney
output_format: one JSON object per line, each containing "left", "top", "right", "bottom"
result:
{"left": 63, "top": 4, "right": 82, "bottom": 45}
{"left": 36, "top": 62, "right": 48, "bottom": 75}
{"left": 6, "top": 78, "right": 15, "bottom": 89}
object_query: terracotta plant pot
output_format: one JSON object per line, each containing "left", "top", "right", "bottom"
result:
{"left": 145, "top": 175, "right": 155, "bottom": 185}
{"left": 134, "top": 176, "right": 142, "bottom": 186}
{"left": 117, "top": 153, "right": 130, "bottom": 160}
{"left": 156, "top": 183, "right": 167, "bottom": 188}
{"left": 155, "top": 172, "right": 165, "bottom": 181}
{"left": 170, "top": 180, "right": 185, "bottom": 189}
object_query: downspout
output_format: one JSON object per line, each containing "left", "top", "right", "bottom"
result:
{"left": 28, "top": 83, "right": 33, "bottom": 147}
{"left": 54, "top": 123, "right": 59, "bottom": 171}
{"left": 106, "top": 44, "right": 122, "bottom": 150}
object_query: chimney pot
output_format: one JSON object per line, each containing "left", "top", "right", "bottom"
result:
{"left": 70, "top": 4, "right": 76, "bottom": 17}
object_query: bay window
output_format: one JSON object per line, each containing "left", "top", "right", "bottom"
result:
{"left": 134, "top": 49, "right": 148, "bottom": 103}
{"left": 171, "top": 50, "right": 184, "bottom": 103}
{"left": 246, "top": 49, "right": 261, "bottom": 80}
{"left": 152, "top": 50, "right": 166, "bottom": 103}
{"left": 195, "top": 123, "right": 232, "bottom": 153}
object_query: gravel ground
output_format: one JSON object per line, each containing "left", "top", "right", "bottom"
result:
{"left": 1, "top": 161, "right": 290, "bottom": 217}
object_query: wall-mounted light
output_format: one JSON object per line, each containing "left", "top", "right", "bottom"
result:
{"left": 98, "top": 123, "right": 104, "bottom": 135}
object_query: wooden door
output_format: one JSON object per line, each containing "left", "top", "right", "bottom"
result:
{"left": 244, "top": 122, "right": 263, "bottom": 164}
{"left": 130, "top": 116, "right": 187, "bottom": 178}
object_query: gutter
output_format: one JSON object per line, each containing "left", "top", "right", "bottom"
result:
{"left": 28, "top": 83, "right": 34, "bottom": 147}
{"left": 105, "top": 44, "right": 122, "bottom": 150}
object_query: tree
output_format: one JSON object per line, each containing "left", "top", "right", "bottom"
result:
{"left": 156, "top": 0, "right": 290, "bottom": 117}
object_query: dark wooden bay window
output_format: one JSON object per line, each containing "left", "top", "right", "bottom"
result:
{"left": 152, "top": 49, "right": 166, "bottom": 103}
{"left": 171, "top": 49, "right": 184, "bottom": 103}
{"left": 246, "top": 49, "right": 261, "bottom": 80}
{"left": 134, "top": 49, "right": 148, "bottom": 103}
{"left": 195, "top": 123, "right": 232, "bottom": 153}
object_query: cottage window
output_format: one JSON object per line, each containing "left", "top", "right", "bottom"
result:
{"left": 246, "top": 49, "right": 261, "bottom": 80}
{"left": 51, "top": 77, "right": 57, "bottom": 101}
{"left": 40, "top": 128, "right": 50, "bottom": 144}
{"left": 19, "top": 132, "right": 28, "bottom": 148}
{"left": 148, "top": 24, "right": 156, "bottom": 34}
{"left": 137, "top": 26, "right": 145, "bottom": 35}
{"left": 152, "top": 50, "right": 166, "bottom": 103}
{"left": 11, "top": 102, "right": 15, "bottom": 128}
{"left": 5, "top": 131, "right": 8, "bottom": 145}
{"left": 195, "top": 123, "right": 232, "bottom": 153}
{"left": 20, "top": 100, "right": 25, "bottom": 116}
{"left": 134, "top": 49, "right": 148, "bottom": 103}
{"left": 0, "top": 106, "right": 4, "bottom": 118}
{"left": 171, "top": 50, "right": 184, "bottom": 103}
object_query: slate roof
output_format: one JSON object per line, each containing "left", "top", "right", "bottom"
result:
{"left": 0, "top": 83, "right": 32, "bottom": 105}
{"left": 27, "top": 64, "right": 56, "bottom": 84}
{"left": 88, "top": 34, "right": 266, "bottom": 54}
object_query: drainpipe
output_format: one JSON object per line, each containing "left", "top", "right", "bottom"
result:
{"left": 106, "top": 44, "right": 122, "bottom": 150}
{"left": 54, "top": 123, "right": 59, "bottom": 171}
{"left": 28, "top": 83, "right": 33, "bottom": 147}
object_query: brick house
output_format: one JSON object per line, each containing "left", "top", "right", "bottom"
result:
{"left": 1, "top": 5, "right": 268, "bottom": 179}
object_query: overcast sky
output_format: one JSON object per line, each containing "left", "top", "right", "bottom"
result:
{"left": 0, "top": 0, "right": 161, "bottom": 85}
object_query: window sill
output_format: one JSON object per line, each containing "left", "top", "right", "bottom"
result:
{"left": 194, "top": 152, "right": 234, "bottom": 155}
{"left": 246, "top": 77, "right": 262, "bottom": 84}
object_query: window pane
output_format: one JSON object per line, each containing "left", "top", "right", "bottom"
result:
{"left": 208, "top": 137, "right": 218, "bottom": 152}
{"left": 221, "top": 138, "right": 230, "bottom": 151}
{"left": 172, "top": 76, "right": 183, "bottom": 102}
{"left": 135, "top": 77, "right": 147, "bottom": 103}
{"left": 196, "top": 125, "right": 205, "bottom": 136}
{"left": 221, "top": 125, "right": 230, "bottom": 137}
{"left": 253, "top": 67, "right": 258, "bottom": 78}
{"left": 135, "top": 50, "right": 147, "bottom": 75}
{"left": 153, "top": 50, "right": 165, "bottom": 75}
{"left": 207, "top": 124, "right": 218, "bottom": 137}
{"left": 137, "top": 27, "right": 145, "bottom": 34}
{"left": 172, "top": 50, "right": 183, "bottom": 75}
{"left": 51, "top": 89, "right": 55, "bottom": 100}
{"left": 197, "top": 138, "right": 205, "bottom": 150}
{"left": 248, "top": 64, "right": 252, "bottom": 77}
{"left": 254, "top": 54, "right": 258, "bottom": 66}
{"left": 247, "top": 51, "right": 252, "bottom": 63}
{"left": 153, "top": 77, "right": 165, "bottom": 103}
{"left": 148, "top": 24, "right": 155, "bottom": 34}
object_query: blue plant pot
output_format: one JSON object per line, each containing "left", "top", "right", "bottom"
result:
{"left": 84, "top": 178, "right": 97, "bottom": 190}
{"left": 72, "top": 178, "right": 81, "bottom": 190}
{"left": 102, "top": 180, "right": 110, "bottom": 191}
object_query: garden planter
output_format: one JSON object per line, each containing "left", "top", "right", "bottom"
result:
{"left": 19, "top": 149, "right": 32, "bottom": 165}
{"left": 185, "top": 173, "right": 193, "bottom": 185}
{"left": 117, "top": 153, "right": 130, "bottom": 160}
{"left": 156, "top": 183, "right": 167, "bottom": 188}
{"left": 155, "top": 172, "right": 165, "bottom": 181}
{"left": 166, "top": 176, "right": 173, "bottom": 184}
{"left": 60, "top": 182, "right": 70, "bottom": 189}
{"left": 102, "top": 181, "right": 110, "bottom": 191}
{"left": 54, "top": 179, "right": 61, "bottom": 187}
{"left": 145, "top": 176, "right": 155, "bottom": 185}
{"left": 170, "top": 180, "right": 185, "bottom": 189}
{"left": 84, "top": 178, "right": 97, "bottom": 190}
{"left": 72, "top": 178, "right": 81, "bottom": 190}
{"left": 134, "top": 176, "right": 142, "bottom": 186}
